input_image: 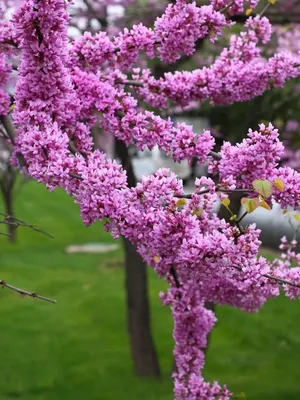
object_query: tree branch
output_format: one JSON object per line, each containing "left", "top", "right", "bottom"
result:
{"left": 177, "top": 188, "right": 254, "bottom": 199}
{"left": 0, "top": 280, "right": 56, "bottom": 303}
{"left": 170, "top": 265, "right": 181, "bottom": 288}
{"left": 0, "top": 115, "right": 16, "bottom": 145}
{"left": 0, "top": 212, "right": 54, "bottom": 239}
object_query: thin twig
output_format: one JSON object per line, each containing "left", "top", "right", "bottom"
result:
{"left": 0, "top": 126, "right": 9, "bottom": 139}
{"left": 236, "top": 211, "right": 248, "bottom": 224}
{"left": 220, "top": 1, "right": 234, "bottom": 14}
{"left": 0, "top": 212, "right": 53, "bottom": 239}
{"left": 0, "top": 115, "right": 16, "bottom": 145}
{"left": 0, "top": 280, "right": 56, "bottom": 303}
{"left": 209, "top": 151, "right": 222, "bottom": 160}
{"left": 69, "top": 172, "right": 84, "bottom": 181}
{"left": 259, "top": 2, "right": 271, "bottom": 17}
{"left": 1, "top": 39, "right": 18, "bottom": 48}
{"left": 0, "top": 232, "right": 11, "bottom": 237}
{"left": 118, "top": 80, "right": 144, "bottom": 87}
{"left": 177, "top": 188, "right": 253, "bottom": 199}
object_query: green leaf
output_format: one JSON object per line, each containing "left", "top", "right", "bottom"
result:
{"left": 221, "top": 198, "right": 230, "bottom": 208}
{"left": 273, "top": 178, "right": 285, "bottom": 192}
{"left": 192, "top": 208, "right": 203, "bottom": 216}
{"left": 252, "top": 180, "right": 273, "bottom": 198}
{"left": 176, "top": 199, "right": 186, "bottom": 207}
{"left": 259, "top": 200, "right": 271, "bottom": 211}
{"left": 241, "top": 197, "right": 260, "bottom": 213}
{"left": 293, "top": 213, "right": 300, "bottom": 223}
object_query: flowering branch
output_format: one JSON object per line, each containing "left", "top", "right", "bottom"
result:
{"left": 7, "top": 0, "right": 300, "bottom": 397}
{"left": 231, "top": 265, "right": 300, "bottom": 290}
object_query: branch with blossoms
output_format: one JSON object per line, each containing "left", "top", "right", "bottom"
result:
{"left": 2, "top": 0, "right": 300, "bottom": 398}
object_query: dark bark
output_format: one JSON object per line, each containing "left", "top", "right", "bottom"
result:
{"left": 4, "top": 189, "right": 16, "bottom": 242}
{"left": 122, "top": 237, "right": 161, "bottom": 377}
{"left": 0, "top": 167, "right": 17, "bottom": 242}
{"left": 115, "top": 138, "right": 161, "bottom": 378}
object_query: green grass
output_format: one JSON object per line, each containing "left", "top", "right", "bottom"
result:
{"left": 0, "top": 181, "right": 300, "bottom": 399}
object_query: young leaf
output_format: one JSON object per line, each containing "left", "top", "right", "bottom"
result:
{"left": 293, "top": 213, "right": 300, "bottom": 224}
{"left": 273, "top": 178, "right": 285, "bottom": 192}
{"left": 176, "top": 198, "right": 186, "bottom": 207}
{"left": 259, "top": 200, "right": 271, "bottom": 211}
{"left": 241, "top": 197, "right": 260, "bottom": 213}
{"left": 192, "top": 209, "right": 203, "bottom": 217}
{"left": 221, "top": 198, "right": 230, "bottom": 208}
{"left": 252, "top": 179, "right": 273, "bottom": 198}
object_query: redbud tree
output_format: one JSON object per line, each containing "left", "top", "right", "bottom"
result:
{"left": 1, "top": 0, "right": 300, "bottom": 398}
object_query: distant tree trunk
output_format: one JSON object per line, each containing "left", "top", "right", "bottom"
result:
{"left": 4, "top": 188, "right": 16, "bottom": 242}
{"left": 122, "top": 237, "right": 161, "bottom": 377}
{"left": 115, "top": 138, "right": 161, "bottom": 378}
{"left": 0, "top": 167, "right": 17, "bottom": 242}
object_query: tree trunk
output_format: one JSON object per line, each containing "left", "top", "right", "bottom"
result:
{"left": 3, "top": 188, "right": 16, "bottom": 242}
{"left": 115, "top": 138, "right": 161, "bottom": 378}
{"left": 0, "top": 167, "right": 17, "bottom": 242}
{"left": 122, "top": 237, "right": 161, "bottom": 377}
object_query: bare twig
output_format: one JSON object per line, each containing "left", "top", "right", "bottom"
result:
{"left": 209, "top": 151, "right": 222, "bottom": 160}
{"left": 0, "top": 212, "right": 54, "bottom": 239}
{"left": 220, "top": 1, "right": 234, "bottom": 14}
{"left": 0, "top": 115, "right": 16, "bottom": 145}
{"left": 0, "top": 126, "right": 9, "bottom": 140}
{"left": 0, "top": 212, "right": 56, "bottom": 303}
{"left": 259, "top": 2, "right": 271, "bottom": 17}
{"left": 1, "top": 39, "right": 18, "bottom": 48}
{"left": 118, "top": 80, "right": 144, "bottom": 88}
{"left": 0, "top": 232, "right": 11, "bottom": 237}
{"left": 69, "top": 172, "right": 84, "bottom": 181}
{"left": 236, "top": 211, "right": 248, "bottom": 224}
{"left": 177, "top": 187, "right": 253, "bottom": 199}
{"left": 0, "top": 280, "right": 56, "bottom": 303}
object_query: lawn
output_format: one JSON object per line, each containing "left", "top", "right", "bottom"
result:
{"left": 0, "top": 181, "right": 300, "bottom": 399}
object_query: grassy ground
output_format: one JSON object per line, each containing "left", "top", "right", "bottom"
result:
{"left": 0, "top": 181, "right": 300, "bottom": 399}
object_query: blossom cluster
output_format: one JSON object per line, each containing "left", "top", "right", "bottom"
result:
{"left": 71, "top": 0, "right": 228, "bottom": 71}
{"left": 0, "top": 53, "right": 10, "bottom": 115}
{"left": 129, "top": 16, "right": 299, "bottom": 108}
{"left": 210, "top": 0, "right": 260, "bottom": 15}
{"left": 2, "top": 0, "right": 300, "bottom": 399}
{"left": 217, "top": 123, "right": 284, "bottom": 188}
